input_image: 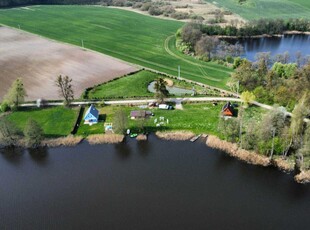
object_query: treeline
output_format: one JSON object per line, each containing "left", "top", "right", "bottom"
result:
{"left": 180, "top": 19, "right": 310, "bottom": 38}
{"left": 0, "top": 0, "right": 100, "bottom": 7}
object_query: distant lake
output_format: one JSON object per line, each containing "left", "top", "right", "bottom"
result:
{"left": 0, "top": 135, "right": 310, "bottom": 229}
{"left": 226, "top": 34, "right": 310, "bottom": 61}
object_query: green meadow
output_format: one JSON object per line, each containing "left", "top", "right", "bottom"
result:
{"left": 6, "top": 107, "right": 78, "bottom": 137}
{"left": 0, "top": 5, "right": 232, "bottom": 89}
{"left": 207, "top": 0, "right": 310, "bottom": 19}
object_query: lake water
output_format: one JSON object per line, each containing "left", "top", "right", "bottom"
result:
{"left": 0, "top": 135, "right": 309, "bottom": 230}
{"left": 227, "top": 34, "right": 310, "bottom": 61}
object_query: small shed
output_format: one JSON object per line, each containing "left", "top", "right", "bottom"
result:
{"left": 221, "top": 102, "right": 234, "bottom": 116}
{"left": 84, "top": 104, "right": 99, "bottom": 125}
{"left": 130, "top": 110, "right": 153, "bottom": 119}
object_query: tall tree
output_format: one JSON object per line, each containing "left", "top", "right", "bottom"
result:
{"left": 154, "top": 78, "right": 169, "bottom": 103}
{"left": 23, "top": 119, "right": 44, "bottom": 148}
{"left": 5, "top": 78, "right": 27, "bottom": 108}
{"left": 55, "top": 75, "right": 74, "bottom": 106}
{"left": 113, "top": 109, "right": 128, "bottom": 134}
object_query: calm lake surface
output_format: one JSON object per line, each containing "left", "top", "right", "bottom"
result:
{"left": 229, "top": 34, "right": 310, "bottom": 61}
{"left": 0, "top": 135, "right": 309, "bottom": 230}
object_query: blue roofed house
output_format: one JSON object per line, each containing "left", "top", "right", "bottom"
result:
{"left": 84, "top": 104, "right": 99, "bottom": 125}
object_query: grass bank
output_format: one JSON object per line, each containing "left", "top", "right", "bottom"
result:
{"left": 0, "top": 5, "right": 232, "bottom": 89}
{"left": 206, "top": 0, "right": 310, "bottom": 20}
{"left": 6, "top": 107, "right": 78, "bottom": 137}
{"left": 86, "top": 70, "right": 216, "bottom": 99}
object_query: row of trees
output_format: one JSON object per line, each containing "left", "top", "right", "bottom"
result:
{"left": 200, "top": 18, "right": 310, "bottom": 37}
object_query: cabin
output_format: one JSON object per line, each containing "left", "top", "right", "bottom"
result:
{"left": 130, "top": 110, "right": 153, "bottom": 119}
{"left": 221, "top": 102, "right": 234, "bottom": 116}
{"left": 84, "top": 104, "right": 99, "bottom": 125}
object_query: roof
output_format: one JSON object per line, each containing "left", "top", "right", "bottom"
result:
{"left": 84, "top": 104, "right": 99, "bottom": 120}
{"left": 130, "top": 110, "right": 152, "bottom": 118}
{"left": 222, "top": 102, "right": 234, "bottom": 116}
{"left": 222, "top": 102, "right": 233, "bottom": 111}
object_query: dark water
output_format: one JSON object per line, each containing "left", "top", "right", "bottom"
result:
{"left": 229, "top": 34, "right": 310, "bottom": 61}
{"left": 0, "top": 135, "right": 309, "bottom": 230}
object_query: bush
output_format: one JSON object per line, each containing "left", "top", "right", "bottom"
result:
{"left": 148, "top": 6, "right": 163, "bottom": 16}
{"left": 0, "top": 102, "right": 10, "bottom": 112}
{"left": 171, "top": 12, "right": 190, "bottom": 20}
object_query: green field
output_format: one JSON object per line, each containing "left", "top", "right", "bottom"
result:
{"left": 0, "top": 5, "right": 232, "bottom": 89}
{"left": 6, "top": 107, "right": 78, "bottom": 137}
{"left": 87, "top": 70, "right": 209, "bottom": 99}
{"left": 207, "top": 0, "right": 310, "bottom": 19}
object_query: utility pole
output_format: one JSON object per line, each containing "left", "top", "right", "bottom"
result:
{"left": 81, "top": 39, "right": 84, "bottom": 48}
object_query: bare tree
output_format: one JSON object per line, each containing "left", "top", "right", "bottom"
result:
{"left": 55, "top": 75, "right": 74, "bottom": 106}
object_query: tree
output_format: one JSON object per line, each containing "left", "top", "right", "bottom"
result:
{"left": 55, "top": 75, "right": 74, "bottom": 106}
{"left": 113, "top": 109, "right": 128, "bottom": 134}
{"left": 0, "top": 118, "right": 20, "bottom": 147}
{"left": 240, "top": 91, "right": 256, "bottom": 108}
{"left": 181, "top": 23, "right": 202, "bottom": 47}
{"left": 23, "top": 119, "right": 44, "bottom": 148}
{"left": 194, "top": 35, "right": 219, "bottom": 59}
{"left": 5, "top": 78, "right": 27, "bottom": 108}
{"left": 154, "top": 78, "right": 169, "bottom": 103}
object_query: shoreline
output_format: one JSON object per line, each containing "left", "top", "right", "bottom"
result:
{"left": 217, "top": 30, "right": 310, "bottom": 39}
{"left": 1, "top": 131, "right": 309, "bottom": 184}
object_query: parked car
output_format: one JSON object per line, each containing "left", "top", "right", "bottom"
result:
{"left": 158, "top": 104, "right": 173, "bottom": 110}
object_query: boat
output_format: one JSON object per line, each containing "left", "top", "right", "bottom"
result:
{"left": 190, "top": 134, "right": 202, "bottom": 142}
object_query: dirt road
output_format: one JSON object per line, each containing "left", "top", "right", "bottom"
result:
{"left": 0, "top": 26, "right": 138, "bottom": 101}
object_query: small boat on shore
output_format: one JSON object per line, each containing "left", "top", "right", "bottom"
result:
{"left": 190, "top": 134, "right": 202, "bottom": 142}
{"left": 130, "top": 133, "right": 138, "bottom": 138}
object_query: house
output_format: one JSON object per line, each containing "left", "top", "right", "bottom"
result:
{"left": 84, "top": 104, "right": 99, "bottom": 125}
{"left": 221, "top": 102, "right": 234, "bottom": 116}
{"left": 130, "top": 110, "right": 153, "bottom": 119}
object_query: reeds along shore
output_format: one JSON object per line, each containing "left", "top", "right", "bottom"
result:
{"left": 155, "top": 131, "right": 195, "bottom": 141}
{"left": 295, "top": 170, "right": 310, "bottom": 184}
{"left": 206, "top": 135, "right": 270, "bottom": 167}
{"left": 86, "top": 134, "right": 124, "bottom": 145}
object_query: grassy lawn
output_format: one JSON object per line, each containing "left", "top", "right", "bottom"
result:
{"left": 0, "top": 5, "right": 232, "bottom": 89}
{"left": 206, "top": 0, "right": 310, "bottom": 19}
{"left": 6, "top": 107, "right": 78, "bottom": 137}
{"left": 77, "top": 103, "right": 265, "bottom": 136}
{"left": 87, "top": 70, "right": 210, "bottom": 99}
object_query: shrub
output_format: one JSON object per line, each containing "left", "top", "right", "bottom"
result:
{"left": 0, "top": 102, "right": 10, "bottom": 112}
